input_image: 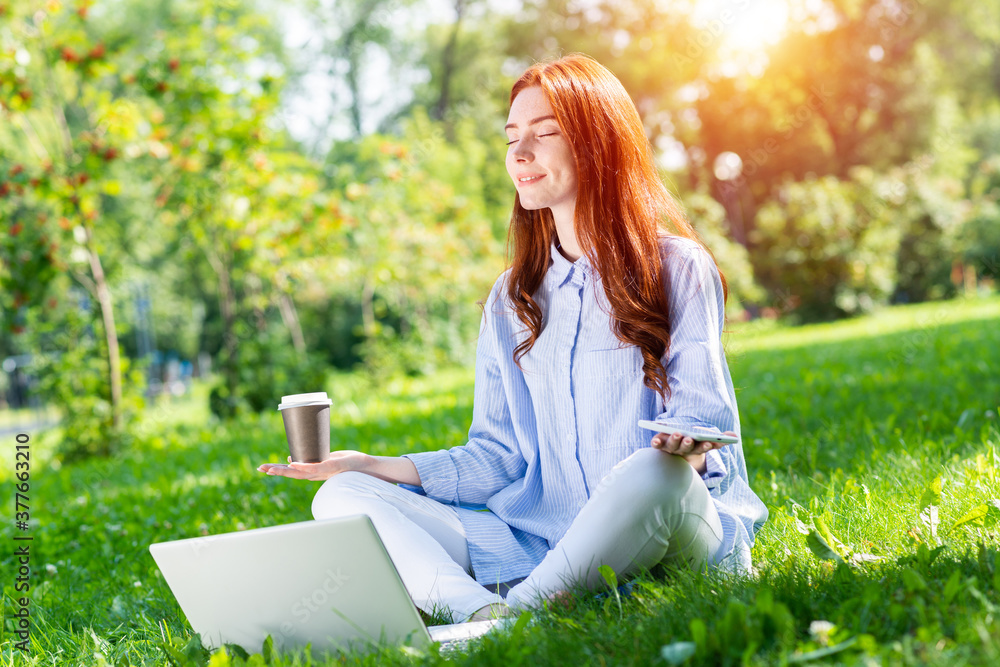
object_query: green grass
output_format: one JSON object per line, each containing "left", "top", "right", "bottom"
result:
{"left": 2, "top": 295, "right": 1000, "bottom": 665}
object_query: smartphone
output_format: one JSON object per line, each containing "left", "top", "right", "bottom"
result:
{"left": 637, "top": 420, "right": 739, "bottom": 445}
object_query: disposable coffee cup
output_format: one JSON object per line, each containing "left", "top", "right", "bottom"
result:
{"left": 278, "top": 392, "right": 332, "bottom": 463}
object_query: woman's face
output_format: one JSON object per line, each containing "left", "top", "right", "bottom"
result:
{"left": 504, "top": 86, "right": 579, "bottom": 221}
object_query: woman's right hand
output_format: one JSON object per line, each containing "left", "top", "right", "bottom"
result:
{"left": 257, "top": 452, "right": 421, "bottom": 485}
{"left": 257, "top": 450, "right": 373, "bottom": 481}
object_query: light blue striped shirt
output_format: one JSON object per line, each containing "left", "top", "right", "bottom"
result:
{"left": 403, "top": 235, "right": 767, "bottom": 584}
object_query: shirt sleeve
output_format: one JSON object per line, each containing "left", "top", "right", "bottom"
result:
{"left": 402, "top": 286, "right": 528, "bottom": 506}
{"left": 656, "top": 240, "right": 769, "bottom": 557}
{"left": 655, "top": 240, "right": 739, "bottom": 482}
{"left": 701, "top": 448, "right": 727, "bottom": 489}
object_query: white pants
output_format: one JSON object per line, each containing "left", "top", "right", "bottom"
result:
{"left": 311, "top": 448, "right": 723, "bottom": 623}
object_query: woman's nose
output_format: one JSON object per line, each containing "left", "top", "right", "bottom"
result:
{"left": 511, "top": 139, "right": 533, "bottom": 161}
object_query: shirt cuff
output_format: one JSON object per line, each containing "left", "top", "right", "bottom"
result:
{"left": 401, "top": 450, "right": 460, "bottom": 505}
{"left": 700, "top": 449, "right": 726, "bottom": 491}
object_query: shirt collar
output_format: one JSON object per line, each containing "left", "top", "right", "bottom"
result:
{"left": 547, "top": 242, "right": 592, "bottom": 289}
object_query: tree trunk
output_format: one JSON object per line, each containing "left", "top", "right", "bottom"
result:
{"left": 337, "top": 0, "right": 389, "bottom": 138}
{"left": 278, "top": 291, "right": 307, "bottom": 357}
{"left": 434, "top": 0, "right": 467, "bottom": 123}
{"left": 82, "top": 222, "right": 122, "bottom": 431}
{"left": 361, "top": 277, "right": 376, "bottom": 338}
{"left": 207, "top": 248, "right": 239, "bottom": 413}
{"left": 345, "top": 41, "right": 364, "bottom": 138}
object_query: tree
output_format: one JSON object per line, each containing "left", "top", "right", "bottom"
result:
{"left": 505, "top": 0, "right": 707, "bottom": 146}
{"left": 1, "top": 0, "right": 146, "bottom": 448}
{"left": 128, "top": 0, "right": 335, "bottom": 417}
{"left": 288, "top": 0, "right": 417, "bottom": 146}
{"left": 319, "top": 108, "right": 506, "bottom": 376}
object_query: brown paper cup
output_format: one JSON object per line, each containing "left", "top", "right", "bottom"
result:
{"left": 278, "top": 392, "right": 332, "bottom": 463}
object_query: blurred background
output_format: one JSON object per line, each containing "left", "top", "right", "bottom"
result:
{"left": 1, "top": 0, "right": 998, "bottom": 461}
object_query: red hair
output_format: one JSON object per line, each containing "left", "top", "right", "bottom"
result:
{"left": 505, "top": 54, "right": 727, "bottom": 400}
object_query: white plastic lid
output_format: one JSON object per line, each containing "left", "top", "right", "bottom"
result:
{"left": 278, "top": 392, "right": 332, "bottom": 410}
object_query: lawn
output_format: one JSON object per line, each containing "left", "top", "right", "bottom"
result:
{"left": 1, "top": 295, "right": 999, "bottom": 665}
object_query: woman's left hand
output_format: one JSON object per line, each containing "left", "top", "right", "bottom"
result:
{"left": 650, "top": 430, "right": 736, "bottom": 475}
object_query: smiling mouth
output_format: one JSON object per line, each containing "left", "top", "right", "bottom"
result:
{"left": 518, "top": 175, "right": 543, "bottom": 184}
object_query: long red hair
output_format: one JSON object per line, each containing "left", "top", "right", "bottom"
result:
{"left": 505, "top": 54, "right": 727, "bottom": 401}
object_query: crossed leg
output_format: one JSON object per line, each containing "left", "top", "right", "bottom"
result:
{"left": 505, "top": 448, "right": 723, "bottom": 610}
{"left": 310, "top": 448, "right": 723, "bottom": 621}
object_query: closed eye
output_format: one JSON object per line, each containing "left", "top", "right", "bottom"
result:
{"left": 507, "top": 132, "right": 558, "bottom": 146}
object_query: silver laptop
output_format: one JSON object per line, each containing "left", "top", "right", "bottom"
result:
{"left": 149, "top": 515, "right": 500, "bottom": 657}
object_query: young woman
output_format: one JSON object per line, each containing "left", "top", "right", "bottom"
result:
{"left": 258, "top": 54, "right": 767, "bottom": 623}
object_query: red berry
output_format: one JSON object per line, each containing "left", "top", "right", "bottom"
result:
{"left": 0, "top": 183, "right": 10, "bottom": 198}
{"left": 10, "top": 222, "right": 21, "bottom": 236}
{"left": 88, "top": 43, "right": 105, "bottom": 60}
{"left": 156, "top": 81, "right": 169, "bottom": 93}
{"left": 61, "top": 47, "right": 80, "bottom": 63}
{"left": 10, "top": 164, "right": 23, "bottom": 176}
{"left": 102, "top": 147, "right": 118, "bottom": 161}
{"left": 168, "top": 58, "right": 179, "bottom": 71}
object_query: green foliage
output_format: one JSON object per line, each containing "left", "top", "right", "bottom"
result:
{"left": 960, "top": 150, "right": 1000, "bottom": 280}
{"left": 749, "top": 161, "right": 976, "bottom": 321}
{"left": 25, "top": 302, "right": 145, "bottom": 462}
{"left": 750, "top": 170, "right": 904, "bottom": 320}
{"left": 951, "top": 501, "right": 1000, "bottom": 533}
{"left": 320, "top": 108, "right": 506, "bottom": 377}
{"left": 160, "top": 632, "right": 211, "bottom": 666}
{"left": 687, "top": 589, "right": 796, "bottom": 665}
{"left": 597, "top": 565, "right": 622, "bottom": 619}
{"left": 680, "top": 191, "right": 764, "bottom": 318}
{"left": 0, "top": 159, "right": 60, "bottom": 328}
{"left": 892, "top": 169, "right": 968, "bottom": 304}
{"left": 0, "top": 0, "right": 304, "bottom": 452}
{"left": 210, "top": 329, "right": 329, "bottom": 419}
